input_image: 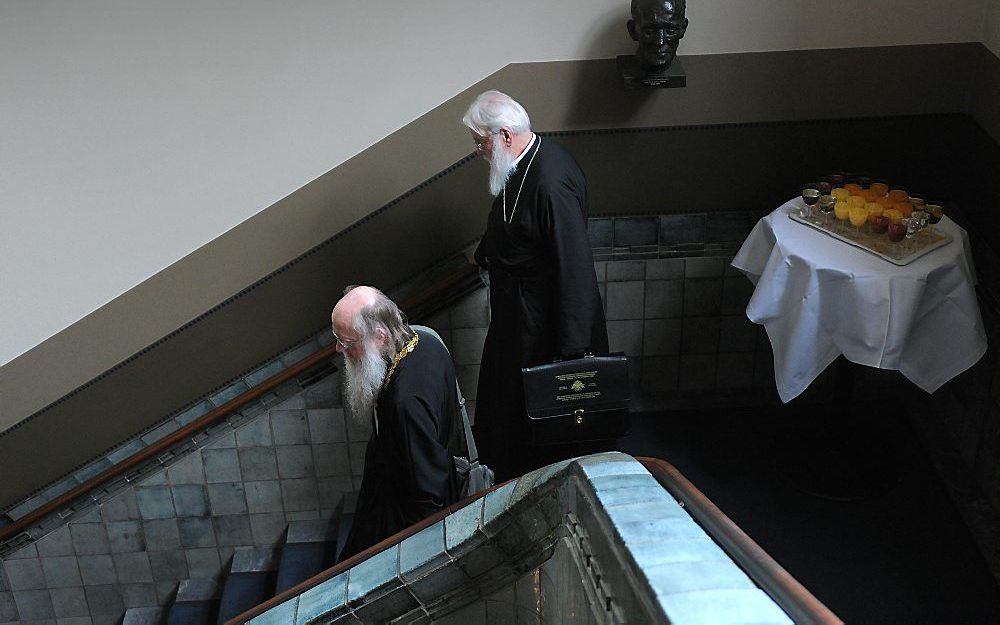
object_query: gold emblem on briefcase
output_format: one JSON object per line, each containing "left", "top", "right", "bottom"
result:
{"left": 571, "top": 380, "right": 586, "bottom": 392}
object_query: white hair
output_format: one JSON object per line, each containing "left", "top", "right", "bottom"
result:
{"left": 462, "top": 90, "right": 531, "bottom": 136}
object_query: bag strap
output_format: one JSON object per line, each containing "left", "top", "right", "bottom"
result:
{"left": 410, "top": 325, "right": 478, "bottom": 463}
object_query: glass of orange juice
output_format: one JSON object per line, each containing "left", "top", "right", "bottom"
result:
{"left": 884, "top": 208, "right": 904, "bottom": 224}
{"left": 849, "top": 204, "right": 868, "bottom": 233}
{"left": 866, "top": 202, "right": 884, "bottom": 220}
{"left": 831, "top": 187, "right": 850, "bottom": 202}
{"left": 870, "top": 181, "right": 889, "bottom": 197}
{"left": 849, "top": 195, "right": 866, "bottom": 209}
{"left": 887, "top": 188, "right": 909, "bottom": 204}
{"left": 844, "top": 183, "right": 863, "bottom": 196}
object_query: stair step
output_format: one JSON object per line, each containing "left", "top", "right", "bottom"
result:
{"left": 122, "top": 606, "right": 167, "bottom": 625}
{"left": 275, "top": 519, "right": 339, "bottom": 594}
{"left": 216, "top": 547, "right": 279, "bottom": 625}
{"left": 334, "top": 492, "right": 358, "bottom": 563}
{"left": 167, "top": 579, "right": 220, "bottom": 625}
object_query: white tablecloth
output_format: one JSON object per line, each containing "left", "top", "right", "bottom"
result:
{"left": 732, "top": 199, "right": 987, "bottom": 403}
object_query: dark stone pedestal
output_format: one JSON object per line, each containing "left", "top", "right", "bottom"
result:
{"left": 617, "top": 56, "right": 687, "bottom": 90}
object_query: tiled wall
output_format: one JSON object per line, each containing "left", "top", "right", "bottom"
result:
{"left": 0, "top": 376, "right": 363, "bottom": 625}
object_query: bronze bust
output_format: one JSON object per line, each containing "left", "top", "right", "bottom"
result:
{"left": 618, "top": 0, "right": 689, "bottom": 89}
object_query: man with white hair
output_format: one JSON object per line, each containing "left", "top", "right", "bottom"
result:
{"left": 463, "top": 90, "right": 609, "bottom": 482}
{"left": 331, "top": 285, "right": 459, "bottom": 561}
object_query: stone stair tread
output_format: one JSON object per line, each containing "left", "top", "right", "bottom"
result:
{"left": 231, "top": 546, "right": 281, "bottom": 573}
{"left": 286, "top": 518, "right": 338, "bottom": 544}
{"left": 175, "top": 578, "right": 222, "bottom": 602}
{"left": 122, "top": 606, "right": 168, "bottom": 625}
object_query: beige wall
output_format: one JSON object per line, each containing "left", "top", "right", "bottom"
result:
{"left": 986, "top": 0, "right": 1000, "bottom": 58}
{"left": 0, "top": 0, "right": 988, "bottom": 372}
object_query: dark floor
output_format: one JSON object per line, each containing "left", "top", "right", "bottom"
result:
{"left": 620, "top": 404, "right": 1000, "bottom": 624}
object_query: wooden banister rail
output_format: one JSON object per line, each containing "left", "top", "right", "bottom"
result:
{"left": 0, "top": 263, "right": 481, "bottom": 544}
{"left": 636, "top": 456, "right": 843, "bottom": 625}
{"left": 226, "top": 480, "right": 511, "bottom": 624}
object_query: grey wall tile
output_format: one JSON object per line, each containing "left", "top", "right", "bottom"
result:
{"left": 594, "top": 261, "right": 607, "bottom": 282}
{"left": 270, "top": 410, "right": 310, "bottom": 446}
{"left": 588, "top": 218, "right": 612, "bottom": 248}
{"left": 249, "top": 513, "right": 287, "bottom": 545}
{"left": 717, "top": 353, "right": 756, "bottom": 389}
{"left": 643, "top": 319, "right": 682, "bottom": 356}
{"left": 177, "top": 399, "right": 216, "bottom": 426}
{"left": 120, "top": 582, "right": 157, "bottom": 609}
{"left": 307, "top": 409, "right": 347, "bottom": 444}
{"left": 685, "top": 256, "right": 726, "bottom": 278}
{"left": 317, "top": 477, "right": 352, "bottom": 510}
{"left": 606, "top": 281, "right": 645, "bottom": 320}
{"left": 185, "top": 549, "right": 221, "bottom": 579}
{"left": 84, "top": 585, "right": 123, "bottom": 618}
{"left": 214, "top": 516, "right": 253, "bottom": 547}
{"left": 148, "top": 550, "right": 188, "bottom": 582}
{"left": 683, "top": 278, "right": 723, "bottom": 317}
{"left": 644, "top": 280, "right": 683, "bottom": 319}
{"left": 106, "top": 521, "right": 144, "bottom": 553}
{"left": 245, "top": 481, "right": 284, "bottom": 514}
{"left": 660, "top": 214, "right": 706, "bottom": 245}
{"left": 100, "top": 490, "right": 140, "bottom": 522}
{"left": 614, "top": 217, "right": 658, "bottom": 247}
{"left": 0, "top": 591, "right": 17, "bottom": 621}
{"left": 206, "top": 483, "right": 247, "bottom": 516}
{"left": 5, "top": 558, "right": 45, "bottom": 590}
{"left": 72, "top": 507, "right": 103, "bottom": 524}
{"left": 166, "top": 454, "right": 205, "bottom": 485}
{"left": 171, "top": 485, "right": 209, "bottom": 517}
{"left": 70, "top": 524, "right": 110, "bottom": 556}
{"left": 607, "top": 260, "right": 646, "bottom": 282}
{"left": 35, "top": 526, "right": 74, "bottom": 557}
{"left": 721, "top": 276, "right": 755, "bottom": 315}
{"left": 49, "top": 585, "right": 89, "bottom": 618}
{"left": 280, "top": 479, "right": 319, "bottom": 512}
{"left": 13, "top": 588, "right": 55, "bottom": 620}
{"left": 135, "top": 487, "right": 175, "bottom": 520}
{"left": 348, "top": 442, "right": 367, "bottom": 477}
{"left": 642, "top": 357, "right": 680, "bottom": 395}
{"left": 236, "top": 415, "right": 273, "bottom": 448}
{"left": 112, "top": 552, "right": 153, "bottom": 584}
{"left": 202, "top": 449, "right": 242, "bottom": 484}
{"left": 451, "top": 328, "right": 488, "bottom": 366}
{"left": 345, "top": 411, "right": 372, "bottom": 443}
{"left": 455, "top": 366, "right": 480, "bottom": 402}
{"left": 77, "top": 555, "right": 116, "bottom": 586}
{"left": 206, "top": 431, "right": 237, "bottom": 449}
{"left": 6, "top": 544, "right": 38, "bottom": 560}
{"left": 0, "top": 565, "right": 7, "bottom": 592}
{"left": 647, "top": 258, "right": 685, "bottom": 280}
{"left": 719, "top": 316, "right": 757, "bottom": 352}
{"left": 706, "top": 212, "right": 750, "bottom": 242}
{"left": 138, "top": 470, "right": 168, "bottom": 486}
{"left": 178, "top": 517, "right": 216, "bottom": 549}
{"left": 304, "top": 375, "right": 341, "bottom": 410}
{"left": 239, "top": 447, "right": 279, "bottom": 482}
{"left": 312, "top": 445, "right": 350, "bottom": 478}
{"left": 40, "top": 556, "right": 81, "bottom": 588}
{"left": 680, "top": 354, "right": 717, "bottom": 390}
{"left": 210, "top": 380, "right": 250, "bottom": 407}
{"left": 607, "top": 320, "right": 644, "bottom": 357}
{"left": 276, "top": 446, "right": 315, "bottom": 479}
{"left": 141, "top": 519, "right": 180, "bottom": 552}
{"left": 682, "top": 317, "right": 721, "bottom": 354}
{"left": 450, "top": 288, "right": 490, "bottom": 329}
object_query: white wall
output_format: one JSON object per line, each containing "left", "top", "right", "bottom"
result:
{"left": 0, "top": 0, "right": 986, "bottom": 367}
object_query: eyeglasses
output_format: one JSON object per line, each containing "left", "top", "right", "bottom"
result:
{"left": 472, "top": 130, "right": 500, "bottom": 152}
{"left": 331, "top": 330, "right": 359, "bottom": 350}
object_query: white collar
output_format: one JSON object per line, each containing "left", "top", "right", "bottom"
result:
{"left": 510, "top": 133, "right": 537, "bottom": 169}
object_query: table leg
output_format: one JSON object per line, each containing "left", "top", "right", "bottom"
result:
{"left": 776, "top": 357, "right": 900, "bottom": 501}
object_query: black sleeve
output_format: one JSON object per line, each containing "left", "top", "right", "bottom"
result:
{"left": 541, "top": 183, "right": 601, "bottom": 356}
{"left": 392, "top": 394, "right": 453, "bottom": 525}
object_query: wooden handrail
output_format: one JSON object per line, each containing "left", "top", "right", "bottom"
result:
{"left": 636, "top": 456, "right": 843, "bottom": 625}
{"left": 226, "top": 480, "right": 511, "bottom": 625}
{"left": 0, "top": 263, "right": 481, "bottom": 544}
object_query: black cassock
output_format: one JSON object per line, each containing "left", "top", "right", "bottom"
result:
{"left": 337, "top": 328, "right": 459, "bottom": 562}
{"left": 473, "top": 136, "right": 609, "bottom": 482}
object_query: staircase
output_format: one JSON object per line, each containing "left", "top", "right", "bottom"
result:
{"left": 124, "top": 495, "right": 356, "bottom": 625}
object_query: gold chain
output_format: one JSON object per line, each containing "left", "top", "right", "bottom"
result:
{"left": 382, "top": 331, "right": 419, "bottom": 391}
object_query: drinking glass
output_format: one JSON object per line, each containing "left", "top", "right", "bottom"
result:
{"left": 849, "top": 204, "right": 868, "bottom": 234}
{"left": 801, "top": 188, "right": 820, "bottom": 218}
{"left": 818, "top": 194, "right": 836, "bottom": 225}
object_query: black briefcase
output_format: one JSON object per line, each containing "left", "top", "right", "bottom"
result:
{"left": 521, "top": 353, "right": 631, "bottom": 445}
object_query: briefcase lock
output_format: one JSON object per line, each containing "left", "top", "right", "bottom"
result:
{"left": 574, "top": 409, "right": 584, "bottom": 425}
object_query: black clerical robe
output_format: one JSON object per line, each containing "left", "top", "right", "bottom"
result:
{"left": 473, "top": 136, "right": 609, "bottom": 482}
{"left": 337, "top": 328, "right": 459, "bottom": 562}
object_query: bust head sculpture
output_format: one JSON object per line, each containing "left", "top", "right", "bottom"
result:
{"left": 627, "top": 0, "right": 689, "bottom": 76}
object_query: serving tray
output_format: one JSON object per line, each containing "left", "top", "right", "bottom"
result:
{"left": 789, "top": 212, "right": 952, "bottom": 266}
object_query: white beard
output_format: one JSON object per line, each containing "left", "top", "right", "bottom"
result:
{"left": 342, "top": 340, "right": 388, "bottom": 430}
{"left": 488, "top": 133, "right": 517, "bottom": 197}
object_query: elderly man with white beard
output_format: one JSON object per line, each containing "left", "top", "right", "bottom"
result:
{"left": 464, "top": 91, "right": 609, "bottom": 483}
{"left": 331, "top": 285, "right": 459, "bottom": 562}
